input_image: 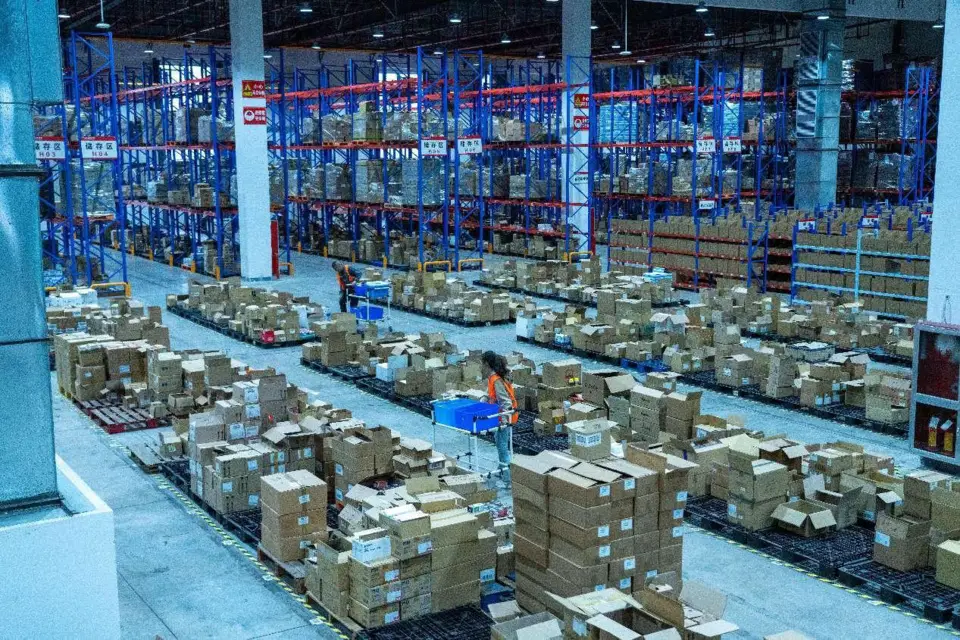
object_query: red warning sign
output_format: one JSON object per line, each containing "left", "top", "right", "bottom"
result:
{"left": 242, "top": 106, "right": 267, "bottom": 125}
{"left": 573, "top": 93, "right": 589, "bottom": 110}
{"left": 242, "top": 80, "right": 265, "bottom": 99}
{"left": 573, "top": 114, "right": 590, "bottom": 131}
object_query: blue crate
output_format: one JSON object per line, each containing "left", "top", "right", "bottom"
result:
{"left": 354, "top": 282, "right": 390, "bottom": 300}
{"left": 434, "top": 399, "right": 501, "bottom": 433}
{"left": 351, "top": 305, "right": 384, "bottom": 321}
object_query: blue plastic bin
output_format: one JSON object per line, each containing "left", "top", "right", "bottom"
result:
{"left": 350, "top": 305, "right": 384, "bottom": 321}
{"left": 354, "top": 283, "right": 390, "bottom": 300}
{"left": 433, "top": 399, "right": 500, "bottom": 433}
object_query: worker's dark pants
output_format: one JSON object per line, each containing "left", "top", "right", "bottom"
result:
{"left": 339, "top": 288, "right": 348, "bottom": 313}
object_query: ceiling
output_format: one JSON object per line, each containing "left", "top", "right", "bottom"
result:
{"left": 58, "top": 0, "right": 799, "bottom": 60}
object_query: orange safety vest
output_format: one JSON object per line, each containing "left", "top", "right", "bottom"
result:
{"left": 336, "top": 266, "right": 356, "bottom": 291}
{"left": 488, "top": 374, "right": 519, "bottom": 424}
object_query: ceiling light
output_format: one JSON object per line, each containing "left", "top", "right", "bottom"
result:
{"left": 311, "top": 42, "right": 321, "bottom": 50}
{"left": 298, "top": 3, "right": 313, "bottom": 13}
{"left": 372, "top": 28, "right": 384, "bottom": 38}
{"left": 696, "top": 1, "right": 708, "bottom": 14}
{"left": 537, "top": 52, "right": 546, "bottom": 59}
{"left": 144, "top": 43, "right": 154, "bottom": 54}
{"left": 96, "top": 0, "right": 109, "bottom": 29}
{"left": 590, "top": 22, "right": 598, "bottom": 30}
{"left": 433, "top": 49, "right": 443, "bottom": 56}
{"left": 546, "top": 0, "right": 559, "bottom": 3}
{"left": 263, "top": 53, "right": 272, "bottom": 59}
{"left": 501, "top": 33, "right": 511, "bottom": 44}
{"left": 817, "top": 13, "right": 829, "bottom": 20}
{"left": 186, "top": 38, "right": 196, "bottom": 44}
{"left": 637, "top": 58, "right": 646, "bottom": 64}
{"left": 449, "top": 12, "right": 462, "bottom": 23}
{"left": 933, "top": 18, "right": 944, "bottom": 29}
{"left": 620, "top": 49, "right": 632, "bottom": 56}
{"left": 57, "top": 12, "right": 70, "bottom": 19}
{"left": 611, "top": 40, "right": 621, "bottom": 49}
{"left": 704, "top": 27, "right": 715, "bottom": 37}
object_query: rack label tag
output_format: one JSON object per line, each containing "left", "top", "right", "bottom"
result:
{"left": 81, "top": 137, "right": 117, "bottom": 160}
{"left": 420, "top": 137, "right": 448, "bottom": 156}
{"left": 456, "top": 136, "right": 482, "bottom": 155}
{"left": 722, "top": 138, "right": 742, "bottom": 154}
{"left": 696, "top": 138, "right": 716, "bottom": 154}
{"left": 35, "top": 137, "right": 65, "bottom": 161}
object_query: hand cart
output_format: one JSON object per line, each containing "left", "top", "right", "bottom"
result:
{"left": 349, "top": 280, "right": 392, "bottom": 327}
{"left": 431, "top": 398, "right": 514, "bottom": 478}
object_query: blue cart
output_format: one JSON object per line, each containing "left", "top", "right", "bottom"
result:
{"left": 431, "top": 398, "right": 513, "bottom": 477}
{"left": 349, "top": 280, "right": 391, "bottom": 325}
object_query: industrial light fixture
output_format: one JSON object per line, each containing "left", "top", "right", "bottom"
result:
{"left": 186, "top": 38, "right": 196, "bottom": 44}
{"left": 263, "top": 53, "right": 273, "bottom": 59}
{"left": 449, "top": 12, "right": 462, "bottom": 24}
{"left": 500, "top": 32, "right": 511, "bottom": 44}
{"left": 57, "top": 12, "right": 70, "bottom": 19}
{"left": 433, "top": 49, "right": 443, "bottom": 56}
{"left": 311, "top": 42, "right": 321, "bottom": 50}
{"left": 611, "top": 40, "right": 621, "bottom": 49}
{"left": 144, "top": 43, "right": 154, "bottom": 54}
{"left": 696, "top": 1, "right": 708, "bottom": 13}
{"left": 95, "top": 0, "right": 109, "bottom": 29}
{"left": 620, "top": 49, "right": 632, "bottom": 56}
{"left": 537, "top": 51, "right": 546, "bottom": 59}
{"left": 590, "top": 22, "right": 598, "bottom": 30}
{"left": 817, "top": 11, "right": 830, "bottom": 20}
{"left": 546, "top": 0, "right": 559, "bottom": 3}
{"left": 704, "top": 26, "right": 715, "bottom": 37}
{"left": 372, "top": 27, "right": 384, "bottom": 38}
{"left": 637, "top": 58, "right": 646, "bottom": 64}
{"left": 933, "top": 8, "right": 945, "bottom": 29}
{"left": 298, "top": 2, "right": 313, "bottom": 13}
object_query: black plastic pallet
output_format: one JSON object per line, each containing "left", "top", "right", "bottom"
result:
{"left": 839, "top": 560, "right": 960, "bottom": 624}
{"left": 475, "top": 280, "right": 687, "bottom": 310}
{"left": 356, "top": 605, "right": 492, "bottom": 640}
{"left": 166, "top": 304, "right": 317, "bottom": 348}
{"left": 301, "top": 358, "right": 374, "bottom": 382}
{"left": 223, "top": 509, "right": 262, "bottom": 545}
{"left": 364, "top": 298, "right": 512, "bottom": 328}
{"left": 516, "top": 335, "right": 668, "bottom": 375}
{"left": 852, "top": 346, "right": 912, "bottom": 368}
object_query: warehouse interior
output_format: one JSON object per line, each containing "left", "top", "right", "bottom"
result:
{"left": 6, "top": 0, "right": 960, "bottom": 639}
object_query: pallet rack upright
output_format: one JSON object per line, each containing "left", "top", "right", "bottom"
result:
{"left": 51, "top": 31, "right": 128, "bottom": 287}
{"left": 118, "top": 45, "right": 238, "bottom": 278}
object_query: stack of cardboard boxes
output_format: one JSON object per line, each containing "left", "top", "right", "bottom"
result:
{"left": 169, "top": 280, "right": 325, "bottom": 343}
{"left": 382, "top": 271, "right": 517, "bottom": 324}
{"left": 261, "top": 470, "right": 329, "bottom": 562}
{"left": 331, "top": 426, "right": 397, "bottom": 504}
{"left": 511, "top": 445, "right": 693, "bottom": 617}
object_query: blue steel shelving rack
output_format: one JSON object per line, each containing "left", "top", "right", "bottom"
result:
{"left": 790, "top": 209, "right": 932, "bottom": 319}
{"left": 117, "top": 45, "right": 239, "bottom": 277}
{"left": 592, "top": 58, "right": 790, "bottom": 291}
{"left": 37, "top": 98, "right": 77, "bottom": 286}
{"left": 44, "top": 32, "right": 128, "bottom": 287}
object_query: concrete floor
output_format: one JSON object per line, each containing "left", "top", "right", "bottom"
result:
{"left": 51, "top": 250, "right": 954, "bottom": 638}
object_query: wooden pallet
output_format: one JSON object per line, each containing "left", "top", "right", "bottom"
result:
{"left": 305, "top": 591, "right": 364, "bottom": 638}
{"left": 80, "top": 401, "right": 160, "bottom": 434}
{"left": 128, "top": 441, "right": 169, "bottom": 473}
{"left": 257, "top": 545, "right": 308, "bottom": 594}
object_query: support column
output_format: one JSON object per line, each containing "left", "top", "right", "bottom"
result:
{"left": 793, "top": 1, "right": 844, "bottom": 211}
{"left": 928, "top": 0, "right": 959, "bottom": 322}
{"left": 562, "top": 0, "right": 591, "bottom": 254}
{"left": 230, "top": 0, "right": 272, "bottom": 281}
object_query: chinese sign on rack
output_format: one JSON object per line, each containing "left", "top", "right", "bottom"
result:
{"left": 456, "top": 136, "right": 482, "bottom": 155}
{"left": 420, "top": 137, "right": 448, "bottom": 156}
{"left": 35, "top": 137, "right": 65, "bottom": 161}
{"left": 241, "top": 80, "right": 265, "bottom": 99}
{"left": 80, "top": 137, "right": 118, "bottom": 160}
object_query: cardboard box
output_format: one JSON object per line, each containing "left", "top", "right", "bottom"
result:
{"left": 260, "top": 470, "right": 327, "bottom": 515}
{"left": 771, "top": 500, "right": 837, "bottom": 537}
{"left": 567, "top": 419, "right": 615, "bottom": 461}
{"left": 936, "top": 540, "right": 960, "bottom": 590}
{"left": 874, "top": 512, "right": 932, "bottom": 572}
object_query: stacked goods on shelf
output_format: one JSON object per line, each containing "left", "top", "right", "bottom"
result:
{"left": 480, "top": 257, "right": 679, "bottom": 306}
{"left": 510, "top": 443, "right": 697, "bottom": 615}
{"left": 306, "top": 472, "right": 508, "bottom": 627}
{"left": 382, "top": 271, "right": 522, "bottom": 323}
{"left": 167, "top": 280, "right": 323, "bottom": 343}
{"left": 608, "top": 212, "right": 797, "bottom": 292}
{"left": 793, "top": 219, "right": 930, "bottom": 319}
{"left": 325, "top": 228, "right": 420, "bottom": 266}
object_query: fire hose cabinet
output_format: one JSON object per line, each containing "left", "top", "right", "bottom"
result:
{"left": 911, "top": 322, "right": 960, "bottom": 469}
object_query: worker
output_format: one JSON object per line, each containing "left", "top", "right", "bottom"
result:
{"left": 332, "top": 261, "right": 357, "bottom": 313}
{"left": 481, "top": 350, "right": 518, "bottom": 486}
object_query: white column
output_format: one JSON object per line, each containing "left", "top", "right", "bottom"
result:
{"left": 230, "top": 0, "right": 273, "bottom": 281}
{"left": 928, "top": 1, "right": 959, "bottom": 322}
{"left": 562, "top": 0, "right": 591, "bottom": 254}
